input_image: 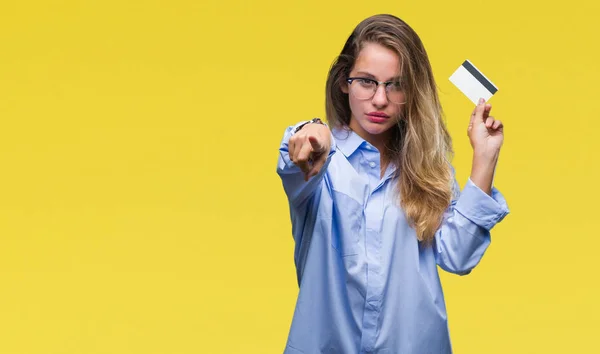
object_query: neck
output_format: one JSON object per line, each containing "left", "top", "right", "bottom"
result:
{"left": 349, "top": 122, "right": 392, "bottom": 156}
{"left": 348, "top": 121, "right": 393, "bottom": 156}
{"left": 347, "top": 123, "right": 395, "bottom": 179}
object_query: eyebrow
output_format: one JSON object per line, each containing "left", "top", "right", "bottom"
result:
{"left": 354, "top": 71, "right": 401, "bottom": 82}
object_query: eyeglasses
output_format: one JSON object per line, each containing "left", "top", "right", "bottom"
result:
{"left": 346, "top": 77, "right": 405, "bottom": 104}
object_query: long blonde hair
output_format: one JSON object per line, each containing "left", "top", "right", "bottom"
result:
{"left": 325, "top": 14, "right": 454, "bottom": 244}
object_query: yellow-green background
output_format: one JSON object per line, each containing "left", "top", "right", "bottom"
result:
{"left": 1, "top": 0, "right": 598, "bottom": 353}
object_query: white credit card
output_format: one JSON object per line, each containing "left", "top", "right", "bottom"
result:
{"left": 449, "top": 59, "right": 498, "bottom": 105}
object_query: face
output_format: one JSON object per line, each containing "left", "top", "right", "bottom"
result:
{"left": 342, "top": 42, "right": 405, "bottom": 146}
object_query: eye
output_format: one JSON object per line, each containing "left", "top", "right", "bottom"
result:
{"left": 355, "top": 78, "right": 376, "bottom": 88}
{"left": 386, "top": 81, "right": 402, "bottom": 91}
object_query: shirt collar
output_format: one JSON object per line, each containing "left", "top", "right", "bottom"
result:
{"left": 332, "top": 127, "right": 368, "bottom": 158}
{"left": 332, "top": 127, "right": 399, "bottom": 179}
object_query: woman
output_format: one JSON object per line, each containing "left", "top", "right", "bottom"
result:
{"left": 276, "top": 14, "right": 509, "bottom": 354}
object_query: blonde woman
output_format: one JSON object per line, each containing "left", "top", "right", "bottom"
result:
{"left": 277, "top": 14, "right": 509, "bottom": 354}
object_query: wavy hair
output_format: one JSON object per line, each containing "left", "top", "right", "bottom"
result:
{"left": 325, "top": 14, "right": 454, "bottom": 244}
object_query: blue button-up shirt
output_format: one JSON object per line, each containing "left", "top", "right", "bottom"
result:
{"left": 277, "top": 122, "right": 509, "bottom": 354}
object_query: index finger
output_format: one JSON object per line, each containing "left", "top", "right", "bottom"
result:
{"left": 308, "top": 134, "right": 325, "bottom": 153}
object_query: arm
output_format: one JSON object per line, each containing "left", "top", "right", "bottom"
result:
{"left": 467, "top": 98, "right": 504, "bottom": 195}
{"left": 435, "top": 98, "right": 508, "bottom": 274}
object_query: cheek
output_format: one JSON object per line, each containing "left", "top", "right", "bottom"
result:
{"left": 347, "top": 95, "right": 363, "bottom": 116}
{"left": 390, "top": 103, "right": 404, "bottom": 120}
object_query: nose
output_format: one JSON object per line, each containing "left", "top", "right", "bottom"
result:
{"left": 371, "top": 84, "right": 388, "bottom": 107}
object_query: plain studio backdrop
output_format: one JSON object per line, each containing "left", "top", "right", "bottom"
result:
{"left": 1, "top": 0, "right": 598, "bottom": 353}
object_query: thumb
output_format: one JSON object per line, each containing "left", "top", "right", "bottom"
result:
{"left": 308, "top": 135, "right": 324, "bottom": 152}
{"left": 474, "top": 98, "right": 486, "bottom": 123}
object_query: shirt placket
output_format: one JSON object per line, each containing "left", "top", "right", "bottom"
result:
{"left": 360, "top": 149, "right": 385, "bottom": 353}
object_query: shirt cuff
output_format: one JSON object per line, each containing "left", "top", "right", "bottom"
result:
{"left": 454, "top": 178, "right": 510, "bottom": 231}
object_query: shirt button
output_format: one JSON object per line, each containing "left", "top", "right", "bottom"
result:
{"left": 368, "top": 162, "right": 376, "bottom": 168}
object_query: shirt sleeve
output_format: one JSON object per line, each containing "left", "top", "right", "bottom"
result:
{"left": 276, "top": 121, "right": 336, "bottom": 208}
{"left": 434, "top": 170, "right": 510, "bottom": 275}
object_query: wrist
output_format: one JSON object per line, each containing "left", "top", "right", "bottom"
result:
{"left": 294, "top": 117, "right": 326, "bottom": 133}
{"left": 470, "top": 150, "right": 499, "bottom": 196}
{"left": 472, "top": 148, "right": 500, "bottom": 163}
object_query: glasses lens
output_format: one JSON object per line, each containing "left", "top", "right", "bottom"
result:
{"left": 350, "top": 79, "right": 405, "bottom": 104}
{"left": 386, "top": 82, "right": 404, "bottom": 104}
{"left": 350, "top": 79, "right": 376, "bottom": 100}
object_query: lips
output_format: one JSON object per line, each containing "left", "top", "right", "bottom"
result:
{"left": 366, "top": 112, "right": 389, "bottom": 123}
{"left": 367, "top": 112, "right": 390, "bottom": 118}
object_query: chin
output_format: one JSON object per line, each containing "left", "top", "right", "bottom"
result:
{"left": 363, "top": 122, "right": 395, "bottom": 136}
